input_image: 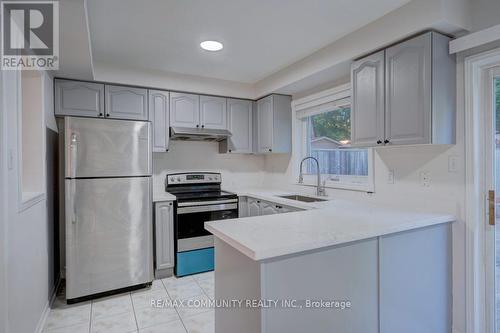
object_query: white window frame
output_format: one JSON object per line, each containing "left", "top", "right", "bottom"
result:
{"left": 292, "top": 84, "right": 374, "bottom": 192}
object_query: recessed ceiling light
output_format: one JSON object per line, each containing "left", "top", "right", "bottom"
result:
{"left": 200, "top": 40, "right": 223, "bottom": 51}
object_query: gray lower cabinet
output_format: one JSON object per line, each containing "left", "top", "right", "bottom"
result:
{"left": 238, "top": 197, "right": 249, "bottom": 217}
{"left": 260, "top": 200, "right": 279, "bottom": 215}
{"left": 154, "top": 201, "right": 175, "bottom": 278}
{"left": 149, "top": 90, "right": 170, "bottom": 152}
{"left": 200, "top": 95, "right": 227, "bottom": 130}
{"left": 247, "top": 197, "right": 261, "bottom": 216}
{"left": 379, "top": 224, "right": 451, "bottom": 333}
{"left": 220, "top": 99, "right": 253, "bottom": 154}
{"left": 244, "top": 196, "right": 302, "bottom": 217}
{"left": 105, "top": 85, "right": 148, "bottom": 120}
{"left": 55, "top": 79, "right": 105, "bottom": 118}
{"left": 256, "top": 94, "right": 292, "bottom": 154}
{"left": 170, "top": 92, "right": 200, "bottom": 128}
{"left": 351, "top": 31, "right": 455, "bottom": 147}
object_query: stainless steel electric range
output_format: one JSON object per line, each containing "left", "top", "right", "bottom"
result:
{"left": 165, "top": 172, "right": 238, "bottom": 276}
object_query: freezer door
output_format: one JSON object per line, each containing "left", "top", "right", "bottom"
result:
{"left": 65, "top": 177, "right": 153, "bottom": 299}
{"left": 65, "top": 117, "right": 151, "bottom": 178}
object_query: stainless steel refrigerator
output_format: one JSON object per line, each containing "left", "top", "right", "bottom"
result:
{"left": 62, "top": 117, "right": 153, "bottom": 301}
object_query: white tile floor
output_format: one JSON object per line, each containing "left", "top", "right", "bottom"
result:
{"left": 43, "top": 272, "right": 215, "bottom": 333}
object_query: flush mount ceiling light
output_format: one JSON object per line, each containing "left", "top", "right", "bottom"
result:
{"left": 200, "top": 40, "right": 223, "bottom": 51}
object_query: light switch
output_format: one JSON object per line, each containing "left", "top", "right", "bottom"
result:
{"left": 448, "top": 155, "right": 458, "bottom": 173}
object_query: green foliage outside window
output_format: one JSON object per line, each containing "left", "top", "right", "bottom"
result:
{"left": 496, "top": 78, "right": 500, "bottom": 134}
{"left": 310, "top": 107, "right": 351, "bottom": 142}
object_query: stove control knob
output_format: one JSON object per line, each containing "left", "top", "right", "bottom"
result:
{"left": 177, "top": 177, "right": 181, "bottom": 181}
{"left": 169, "top": 177, "right": 174, "bottom": 182}
{"left": 208, "top": 177, "right": 213, "bottom": 181}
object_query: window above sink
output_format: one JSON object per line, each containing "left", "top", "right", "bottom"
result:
{"left": 293, "top": 84, "right": 375, "bottom": 193}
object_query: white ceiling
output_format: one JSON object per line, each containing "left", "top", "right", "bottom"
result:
{"left": 86, "top": 0, "right": 411, "bottom": 84}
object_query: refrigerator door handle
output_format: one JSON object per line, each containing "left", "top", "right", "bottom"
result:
{"left": 70, "top": 133, "right": 78, "bottom": 179}
{"left": 70, "top": 179, "right": 77, "bottom": 224}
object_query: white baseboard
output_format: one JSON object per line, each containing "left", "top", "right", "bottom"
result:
{"left": 34, "top": 277, "right": 61, "bottom": 333}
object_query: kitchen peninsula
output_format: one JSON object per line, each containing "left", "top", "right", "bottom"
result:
{"left": 205, "top": 194, "right": 454, "bottom": 333}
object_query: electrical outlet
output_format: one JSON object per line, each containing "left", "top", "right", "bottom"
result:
{"left": 420, "top": 171, "right": 430, "bottom": 187}
{"left": 7, "top": 149, "right": 13, "bottom": 170}
{"left": 387, "top": 169, "right": 395, "bottom": 184}
{"left": 448, "top": 155, "right": 458, "bottom": 173}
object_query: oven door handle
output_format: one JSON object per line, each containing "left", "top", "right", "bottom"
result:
{"left": 177, "top": 198, "right": 238, "bottom": 207}
{"left": 177, "top": 203, "right": 238, "bottom": 214}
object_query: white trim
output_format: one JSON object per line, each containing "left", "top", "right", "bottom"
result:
{"left": 464, "top": 46, "right": 500, "bottom": 333}
{"left": 34, "top": 277, "right": 61, "bottom": 333}
{"left": 291, "top": 83, "right": 350, "bottom": 112}
{"left": 292, "top": 84, "right": 374, "bottom": 192}
{"left": 450, "top": 24, "right": 500, "bottom": 55}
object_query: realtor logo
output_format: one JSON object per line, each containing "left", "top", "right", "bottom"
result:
{"left": 1, "top": 1, "right": 59, "bottom": 70}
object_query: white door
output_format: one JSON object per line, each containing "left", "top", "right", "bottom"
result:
{"left": 200, "top": 96, "right": 227, "bottom": 129}
{"left": 257, "top": 96, "right": 273, "bottom": 152}
{"left": 227, "top": 99, "right": 252, "bottom": 153}
{"left": 170, "top": 92, "right": 200, "bottom": 128}
{"left": 485, "top": 67, "right": 500, "bottom": 333}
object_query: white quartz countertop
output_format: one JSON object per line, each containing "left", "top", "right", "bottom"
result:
{"left": 153, "top": 191, "right": 176, "bottom": 202}
{"left": 205, "top": 189, "right": 455, "bottom": 261}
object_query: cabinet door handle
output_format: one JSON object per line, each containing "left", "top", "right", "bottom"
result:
{"left": 376, "top": 140, "right": 382, "bottom": 144}
{"left": 201, "top": 125, "right": 205, "bottom": 128}
{"left": 106, "top": 114, "right": 110, "bottom": 117}
{"left": 384, "top": 139, "right": 390, "bottom": 144}
{"left": 99, "top": 113, "right": 103, "bottom": 117}
{"left": 268, "top": 149, "right": 272, "bottom": 152}
{"left": 196, "top": 124, "right": 200, "bottom": 128}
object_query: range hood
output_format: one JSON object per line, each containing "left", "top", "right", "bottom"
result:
{"left": 170, "top": 126, "right": 232, "bottom": 142}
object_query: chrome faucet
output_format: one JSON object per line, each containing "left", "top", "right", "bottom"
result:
{"left": 298, "top": 156, "right": 326, "bottom": 196}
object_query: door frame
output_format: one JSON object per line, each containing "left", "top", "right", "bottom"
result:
{"left": 464, "top": 46, "right": 500, "bottom": 333}
{"left": 0, "top": 63, "right": 8, "bottom": 333}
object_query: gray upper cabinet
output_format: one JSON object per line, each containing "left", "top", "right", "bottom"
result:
{"left": 155, "top": 201, "right": 175, "bottom": 277}
{"left": 105, "top": 85, "right": 148, "bottom": 120}
{"left": 385, "top": 33, "right": 431, "bottom": 146}
{"left": 200, "top": 96, "right": 227, "bottom": 129}
{"left": 55, "top": 79, "right": 105, "bottom": 118}
{"left": 256, "top": 94, "right": 292, "bottom": 154}
{"left": 257, "top": 96, "right": 273, "bottom": 152}
{"left": 351, "top": 50, "right": 385, "bottom": 147}
{"left": 220, "top": 99, "right": 253, "bottom": 153}
{"left": 169, "top": 92, "right": 200, "bottom": 128}
{"left": 351, "top": 31, "right": 455, "bottom": 147}
{"left": 149, "top": 90, "right": 170, "bottom": 152}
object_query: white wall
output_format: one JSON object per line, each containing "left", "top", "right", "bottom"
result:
{"left": 470, "top": 0, "right": 500, "bottom": 32}
{"left": 2, "top": 70, "right": 58, "bottom": 333}
{"left": 153, "top": 141, "right": 266, "bottom": 194}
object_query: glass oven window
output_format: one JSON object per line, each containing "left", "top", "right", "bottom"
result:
{"left": 176, "top": 208, "right": 238, "bottom": 239}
